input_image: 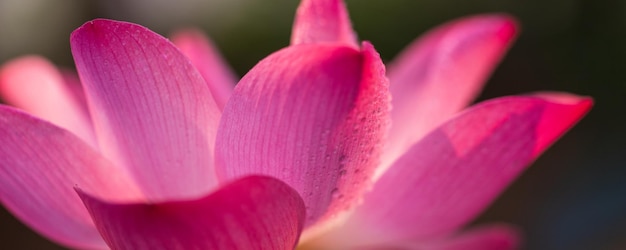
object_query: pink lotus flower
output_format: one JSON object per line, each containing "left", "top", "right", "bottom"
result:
{"left": 0, "top": 0, "right": 591, "bottom": 249}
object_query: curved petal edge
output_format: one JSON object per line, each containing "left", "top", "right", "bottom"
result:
{"left": 171, "top": 29, "right": 237, "bottom": 110}
{"left": 215, "top": 42, "right": 390, "bottom": 228}
{"left": 78, "top": 175, "right": 306, "bottom": 250}
{"left": 71, "top": 19, "right": 222, "bottom": 200}
{"left": 0, "top": 56, "right": 96, "bottom": 148}
{"left": 291, "top": 0, "right": 359, "bottom": 48}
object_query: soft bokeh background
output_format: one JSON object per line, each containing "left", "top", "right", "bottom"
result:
{"left": 0, "top": 0, "right": 624, "bottom": 249}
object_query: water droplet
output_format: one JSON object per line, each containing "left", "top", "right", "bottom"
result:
{"left": 331, "top": 188, "right": 341, "bottom": 199}
{"left": 338, "top": 154, "right": 348, "bottom": 165}
{"left": 339, "top": 169, "right": 347, "bottom": 176}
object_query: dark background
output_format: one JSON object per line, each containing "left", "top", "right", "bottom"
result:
{"left": 0, "top": 0, "right": 624, "bottom": 249}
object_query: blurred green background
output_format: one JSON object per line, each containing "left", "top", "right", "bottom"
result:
{"left": 0, "top": 0, "right": 624, "bottom": 249}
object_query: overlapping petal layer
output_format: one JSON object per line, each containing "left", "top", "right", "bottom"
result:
{"left": 71, "top": 19, "right": 221, "bottom": 201}
{"left": 171, "top": 29, "right": 237, "bottom": 109}
{"left": 216, "top": 42, "right": 389, "bottom": 227}
{"left": 0, "top": 56, "right": 96, "bottom": 147}
{"left": 312, "top": 94, "right": 591, "bottom": 247}
{"left": 291, "top": 0, "right": 358, "bottom": 48}
{"left": 0, "top": 106, "right": 142, "bottom": 249}
{"left": 78, "top": 176, "right": 305, "bottom": 250}
{"left": 382, "top": 15, "right": 518, "bottom": 171}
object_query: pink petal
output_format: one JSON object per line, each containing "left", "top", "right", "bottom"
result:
{"left": 78, "top": 175, "right": 306, "bottom": 250}
{"left": 418, "top": 224, "right": 520, "bottom": 250}
{"left": 71, "top": 19, "right": 222, "bottom": 200}
{"left": 215, "top": 42, "right": 389, "bottom": 227}
{"left": 303, "top": 225, "right": 519, "bottom": 250}
{"left": 382, "top": 15, "right": 518, "bottom": 172}
{"left": 0, "top": 106, "right": 142, "bottom": 249}
{"left": 60, "top": 69, "right": 91, "bottom": 116}
{"left": 290, "top": 0, "right": 359, "bottom": 48}
{"left": 171, "top": 29, "right": 237, "bottom": 110}
{"left": 0, "top": 56, "right": 96, "bottom": 148}
{"left": 314, "top": 93, "right": 591, "bottom": 247}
